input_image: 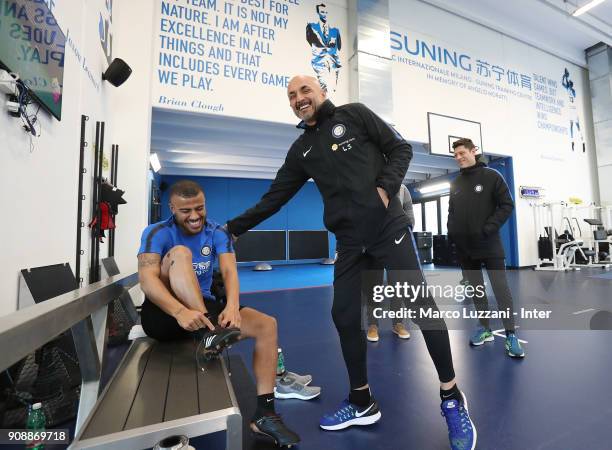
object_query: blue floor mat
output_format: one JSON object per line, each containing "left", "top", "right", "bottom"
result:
{"left": 238, "top": 264, "right": 334, "bottom": 293}
{"left": 237, "top": 263, "right": 444, "bottom": 293}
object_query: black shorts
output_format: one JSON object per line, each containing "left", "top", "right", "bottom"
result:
{"left": 141, "top": 297, "right": 243, "bottom": 342}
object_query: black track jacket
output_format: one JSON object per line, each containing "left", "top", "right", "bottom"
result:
{"left": 447, "top": 161, "right": 514, "bottom": 259}
{"left": 227, "top": 100, "right": 412, "bottom": 245}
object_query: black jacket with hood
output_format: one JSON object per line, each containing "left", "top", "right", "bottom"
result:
{"left": 447, "top": 161, "right": 514, "bottom": 259}
{"left": 227, "top": 100, "right": 412, "bottom": 245}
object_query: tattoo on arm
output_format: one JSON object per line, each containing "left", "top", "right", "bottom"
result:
{"left": 138, "top": 254, "right": 161, "bottom": 268}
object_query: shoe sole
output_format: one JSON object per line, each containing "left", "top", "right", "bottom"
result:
{"left": 392, "top": 329, "right": 411, "bottom": 339}
{"left": 251, "top": 429, "right": 300, "bottom": 448}
{"left": 367, "top": 335, "right": 379, "bottom": 342}
{"left": 470, "top": 335, "right": 494, "bottom": 346}
{"left": 274, "top": 388, "right": 321, "bottom": 400}
{"left": 460, "top": 391, "right": 477, "bottom": 450}
{"left": 506, "top": 349, "right": 525, "bottom": 358}
{"left": 320, "top": 411, "right": 381, "bottom": 430}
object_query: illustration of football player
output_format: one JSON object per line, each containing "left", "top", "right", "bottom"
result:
{"left": 562, "top": 68, "right": 585, "bottom": 152}
{"left": 306, "top": 3, "right": 342, "bottom": 93}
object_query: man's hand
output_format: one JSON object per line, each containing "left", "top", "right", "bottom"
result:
{"left": 174, "top": 306, "right": 215, "bottom": 331}
{"left": 222, "top": 224, "right": 239, "bottom": 243}
{"left": 218, "top": 304, "right": 241, "bottom": 328}
{"left": 377, "top": 187, "right": 389, "bottom": 208}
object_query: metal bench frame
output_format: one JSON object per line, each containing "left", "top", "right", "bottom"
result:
{"left": 0, "top": 272, "right": 242, "bottom": 450}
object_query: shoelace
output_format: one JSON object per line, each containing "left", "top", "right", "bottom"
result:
{"left": 442, "top": 405, "right": 470, "bottom": 434}
{"left": 333, "top": 403, "right": 355, "bottom": 420}
{"left": 508, "top": 335, "right": 518, "bottom": 347}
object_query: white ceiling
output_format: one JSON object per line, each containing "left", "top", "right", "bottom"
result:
{"left": 421, "top": 0, "right": 612, "bottom": 66}
{"left": 151, "top": 0, "right": 612, "bottom": 182}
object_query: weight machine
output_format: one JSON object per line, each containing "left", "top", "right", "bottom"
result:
{"left": 532, "top": 202, "right": 612, "bottom": 271}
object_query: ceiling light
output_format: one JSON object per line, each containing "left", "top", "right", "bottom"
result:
{"left": 150, "top": 153, "right": 161, "bottom": 172}
{"left": 572, "top": 0, "right": 607, "bottom": 16}
{"left": 418, "top": 182, "right": 450, "bottom": 194}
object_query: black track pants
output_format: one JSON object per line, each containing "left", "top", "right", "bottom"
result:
{"left": 460, "top": 256, "right": 516, "bottom": 331}
{"left": 333, "top": 224, "right": 456, "bottom": 389}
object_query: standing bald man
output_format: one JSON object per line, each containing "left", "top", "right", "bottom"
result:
{"left": 226, "top": 76, "right": 476, "bottom": 450}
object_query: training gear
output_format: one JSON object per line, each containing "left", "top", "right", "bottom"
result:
{"left": 226, "top": 100, "right": 412, "bottom": 244}
{"left": 505, "top": 333, "right": 525, "bottom": 358}
{"left": 138, "top": 218, "right": 234, "bottom": 300}
{"left": 392, "top": 323, "right": 411, "bottom": 339}
{"left": 251, "top": 413, "right": 300, "bottom": 448}
{"left": 461, "top": 256, "right": 517, "bottom": 331}
{"left": 367, "top": 325, "right": 379, "bottom": 342}
{"left": 275, "top": 377, "right": 321, "bottom": 400}
{"left": 440, "top": 383, "right": 463, "bottom": 403}
{"left": 448, "top": 161, "right": 514, "bottom": 259}
{"left": 256, "top": 393, "right": 275, "bottom": 416}
{"left": 441, "top": 392, "right": 477, "bottom": 450}
{"left": 277, "top": 370, "right": 312, "bottom": 386}
{"left": 195, "top": 326, "right": 241, "bottom": 363}
{"left": 320, "top": 398, "right": 381, "bottom": 430}
{"left": 334, "top": 225, "right": 456, "bottom": 389}
{"left": 470, "top": 327, "right": 494, "bottom": 346}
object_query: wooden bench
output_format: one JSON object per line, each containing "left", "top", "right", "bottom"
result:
{"left": 70, "top": 337, "right": 241, "bottom": 449}
{"left": 0, "top": 272, "right": 242, "bottom": 450}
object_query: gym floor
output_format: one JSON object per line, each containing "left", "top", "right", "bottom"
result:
{"left": 189, "top": 264, "right": 612, "bottom": 450}
{"left": 26, "top": 264, "right": 610, "bottom": 450}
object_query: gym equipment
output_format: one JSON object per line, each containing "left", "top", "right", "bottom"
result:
{"left": 433, "top": 235, "right": 459, "bottom": 266}
{"left": 532, "top": 202, "right": 612, "bottom": 271}
{"left": 532, "top": 201, "right": 583, "bottom": 271}
{"left": 414, "top": 231, "right": 433, "bottom": 264}
{"left": 582, "top": 218, "right": 611, "bottom": 267}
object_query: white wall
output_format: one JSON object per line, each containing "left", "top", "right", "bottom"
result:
{"left": 0, "top": 0, "right": 154, "bottom": 316}
{"left": 389, "top": 0, "right": 600, "bottom": 266}
{"left": 107, "top": 1, "right": 156, "bottom": 275}
{"left": 0, "top": 0, "right": 115, "bottom": 316}
{"left": 151, "top": 0, "right": 351, "bottom": 122}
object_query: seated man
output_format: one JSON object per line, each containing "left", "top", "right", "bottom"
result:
{"left": 137, "top": 180, "right": 299, "bottom": 447}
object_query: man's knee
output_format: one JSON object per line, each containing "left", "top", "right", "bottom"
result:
{"left": 249, "top": 311, "right": 277, "bottom": 337}
{"left": 167, "top": 245, "right": 192, "bottom": 259}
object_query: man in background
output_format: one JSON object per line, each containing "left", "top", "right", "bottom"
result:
{"left": 448, "top": 138, "right": 525, "bottom": 358}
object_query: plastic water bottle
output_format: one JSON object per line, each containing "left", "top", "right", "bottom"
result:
{"left": 25, "top": 402, "right": 45, "bottom": 450}
{"left": 277, "top": 348, "right": 285, "bottom": 376}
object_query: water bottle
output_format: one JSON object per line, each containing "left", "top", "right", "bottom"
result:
{"left": 25, "top": 402, "right": 45, "bottom": 450}
{"left": 277, "top": 348, "right": 285, "bottom": 376}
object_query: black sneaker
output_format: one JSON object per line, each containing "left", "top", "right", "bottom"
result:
{"left": 194, "top": 326, "right": 241, "bottom": 362}
{"left": 251, "top": 413, "right": 300, "bottom": 447}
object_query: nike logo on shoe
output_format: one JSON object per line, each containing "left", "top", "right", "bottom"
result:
{"left": 355, "top": 403, "right": 374, "bottom": 417}
{"left": 303, "top": 146, "right": 312, "bottom": 157}
{"left": 395, "top": 233, "right": 406, "bottom": 245}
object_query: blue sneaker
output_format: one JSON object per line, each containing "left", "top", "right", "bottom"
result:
{"left": 505, "top": 333, "right": 525, "bottom": 358}
{"left": 441, "top": 392, "right": 477, "bottom": 450}
{"left": 319, "top": 398, "right": 381, "bottom": 430}
{"left": 469, "top": 326, "right": 494, "bottom": 346}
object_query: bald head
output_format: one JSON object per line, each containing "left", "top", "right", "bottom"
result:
{"left": 287, "top": 75, "right": 327, "bottom": 125}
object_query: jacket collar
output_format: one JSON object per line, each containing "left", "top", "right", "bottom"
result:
{"left": 460, "top": 160, "right": 487, "bottom": 174}
{"left": 296, "top": 99, "right": 336, "bottom": 129}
